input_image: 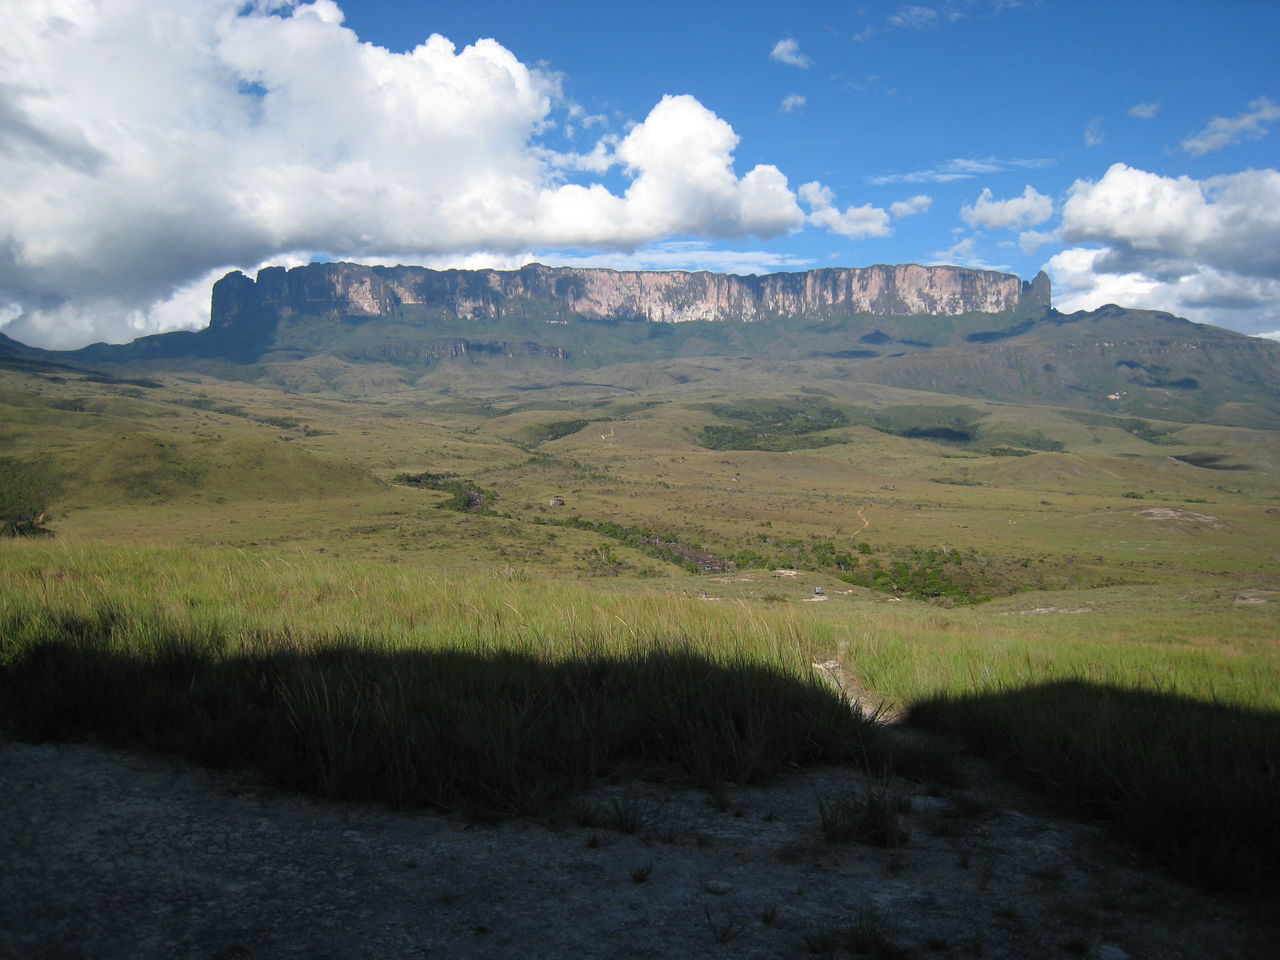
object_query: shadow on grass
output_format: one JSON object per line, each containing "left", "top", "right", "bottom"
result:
{"left": 0, "top": 618, "right": 882, "bottom": 819}
{"left": 905, "top": 680, "right": 1280, "bottom": 893}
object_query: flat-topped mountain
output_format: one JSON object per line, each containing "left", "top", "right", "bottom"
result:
{"left": 208, "top": 262, "right": 1051, "bottom": 332}
{"left": 5, "top": 261, "right": 1277, "bottom": 425}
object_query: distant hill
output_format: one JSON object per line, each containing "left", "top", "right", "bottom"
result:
{"left": 850, "top": 305, "right": 1280, "bottom": 427}
{"left": 7, "top": 262, "right": 1279, "bottom": 425}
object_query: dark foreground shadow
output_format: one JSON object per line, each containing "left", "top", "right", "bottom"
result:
{"left": 0, "top": 627, "right": 881, "bottom": 819}
{"left": 905, "top": 680, "right": 1280, "bottom": 892}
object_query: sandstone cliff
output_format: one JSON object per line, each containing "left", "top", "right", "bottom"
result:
{"left": 209, "top": 262, "right": 1050, "bottom": 332}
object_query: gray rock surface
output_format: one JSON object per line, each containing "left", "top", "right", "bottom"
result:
{"left": 1, "top": 738, "right": 1269, "bottom": 959}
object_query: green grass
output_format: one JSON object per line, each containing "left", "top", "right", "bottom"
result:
{"left": 0, "top": 542, "right": 876, "bottom": 817}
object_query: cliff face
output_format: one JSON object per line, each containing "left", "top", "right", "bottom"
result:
{"left": 209, "top": 262, "right": 1050, "bottom": 331}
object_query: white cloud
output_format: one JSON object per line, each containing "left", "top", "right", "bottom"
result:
{"left": 869, "top": 156, "right": 1053, "bottom": 185}
{"left": 1048, "top": 162, "right": 1280, "bottom": 334}
{"left": 0, "top": 1, "right": 807, "bottom": 347}
{"left": 1046, "top": 247, "right": 1280, "bottom": 334}
{"left": 858, "top": 2, "right": 1017, "bottom": 43}
{"left": 546, "top": 241, "right": 813, "bottom": 276}
{"left": 780, "top": 94, "right": 807, "bottom": 113}
{"left": 1060, "top": 163, "right": 1280, "bottom": 281}
{"left": 1084, "top": 118, "right": 1104, "bottom": 147}
{"left": 1257, "top": 330, "right": 1280, "bottom": 342}
{"left": 960, "top": 186, "right": 1053, "bottom": 230}
{"left": 1018, "top": 230, "right": 1055, "bottom": 254}
{"left": 929, "top": 236, "right": 1008, "bottom": 272}
{"left": 889, "top": 195, "right": 932, "bottom": 218}
{"left": 799, "top": 182, "right": 891, "bottom": 238}
{"left": 1181, "top": 96, "right": 1280, "bottom": 156}
{"left": 889, "top": 6, "right": 944, "bottom": 29}
{"left": 769, "top": 38, "right": 811, "bottom": 68}
{"left": 1128, "top": 101, "right": 1159, "bottom": 119}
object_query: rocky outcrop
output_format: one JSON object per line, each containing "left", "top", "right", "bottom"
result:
{"left": 209, "top": 262, "right": 1050, "bottom": 332}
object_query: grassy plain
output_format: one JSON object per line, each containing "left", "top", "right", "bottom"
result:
{"left": 0, "top": 357, "right": 1277, "bottom": 889}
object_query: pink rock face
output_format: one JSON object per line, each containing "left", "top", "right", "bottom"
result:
{"left": 211, "top": 262, "right": 1049, "bottom": 329}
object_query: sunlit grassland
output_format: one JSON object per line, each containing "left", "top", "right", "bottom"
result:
{"left": 2, "top": 361, "right": 1278, "bottom": 889}
{"left": 0, "top": 540, "right": 833, "bottom": 659}
{"left": 828, "top": 595, "right": 1279, "bottom": 712}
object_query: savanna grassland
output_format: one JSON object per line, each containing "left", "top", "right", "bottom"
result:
{"left": 1, "top": 354, "right": 1278, "bottom": 892}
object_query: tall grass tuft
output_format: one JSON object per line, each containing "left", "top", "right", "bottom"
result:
{"left": 816, "top": 782, "right": 906, "bottom": 847}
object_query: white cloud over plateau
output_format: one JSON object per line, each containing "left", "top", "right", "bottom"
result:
{"left": 0, "top": 1, "right": 806, "bottom": 347}
{"left": 1049, "top": 163, "right": 1280, "bottom": 334}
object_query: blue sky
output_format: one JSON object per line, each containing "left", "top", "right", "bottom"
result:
{"left": 2, "top": 0, "right": 1278, "bottom": 347}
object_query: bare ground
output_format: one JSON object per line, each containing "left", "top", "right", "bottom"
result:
{"left": 1, "top": 736, "right": 1271, "bottom": 960}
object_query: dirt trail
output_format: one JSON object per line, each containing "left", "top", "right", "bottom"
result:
{"left": 854, "top": 506, "right": 870, "bottom": 534}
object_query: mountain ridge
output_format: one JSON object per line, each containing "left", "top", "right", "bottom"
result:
{"left": 4, "top": 262, "right": 1278, "bottom": 425}
{"left": 207, "top": 261, "right": 1052, "bottom": 331}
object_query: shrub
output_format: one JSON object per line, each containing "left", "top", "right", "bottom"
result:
{"left": 0, "top": 458, "right": 55, "bottom": 537}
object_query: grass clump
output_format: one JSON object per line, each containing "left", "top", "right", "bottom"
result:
{"left": 843, "top": 907, "right": 907, "bottom": 958}
{"left": 817, "top": 782, "right": 907, "bottom": 847}
{"left": 574, "top": 795, "right": 660, "bottom": 835}
{"left": 802, "top": 909, "right": 905, "bottom": 959}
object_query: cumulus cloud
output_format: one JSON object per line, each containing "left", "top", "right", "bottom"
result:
{"left": 780, "top": 94, "right": 807, "bottom": 113}
{"left": 1060, "top": 163, "right": 1280, "bottom": 280}
{"left": 770, "top": 38, "right": 811, "bottom": 68}
{"left": 1049, "top": 162, "right": 1280, "bottom": 334}
{"left": 960, "top": 186, "right": 1053, "bottom": 230}
{"left": 889, "top": 195, "right": 932, "bottom": 218}
{"left": 1181, "top": 96, "right": 1280, "bottom": 156}
{"left": 1083, "top": 118, "right": 1104, "bottom": 147}
{"left": 869, "top": 156, "right": 1053, "bottom": 185}
{"left": 799, "top": 182, "right": 890, "bottom": 239}
{"left": 0, "top": 1, "right": 806, "bottom": 347}
{"left": 1128, "top": 101, "right": 1159, "bottom": 119}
